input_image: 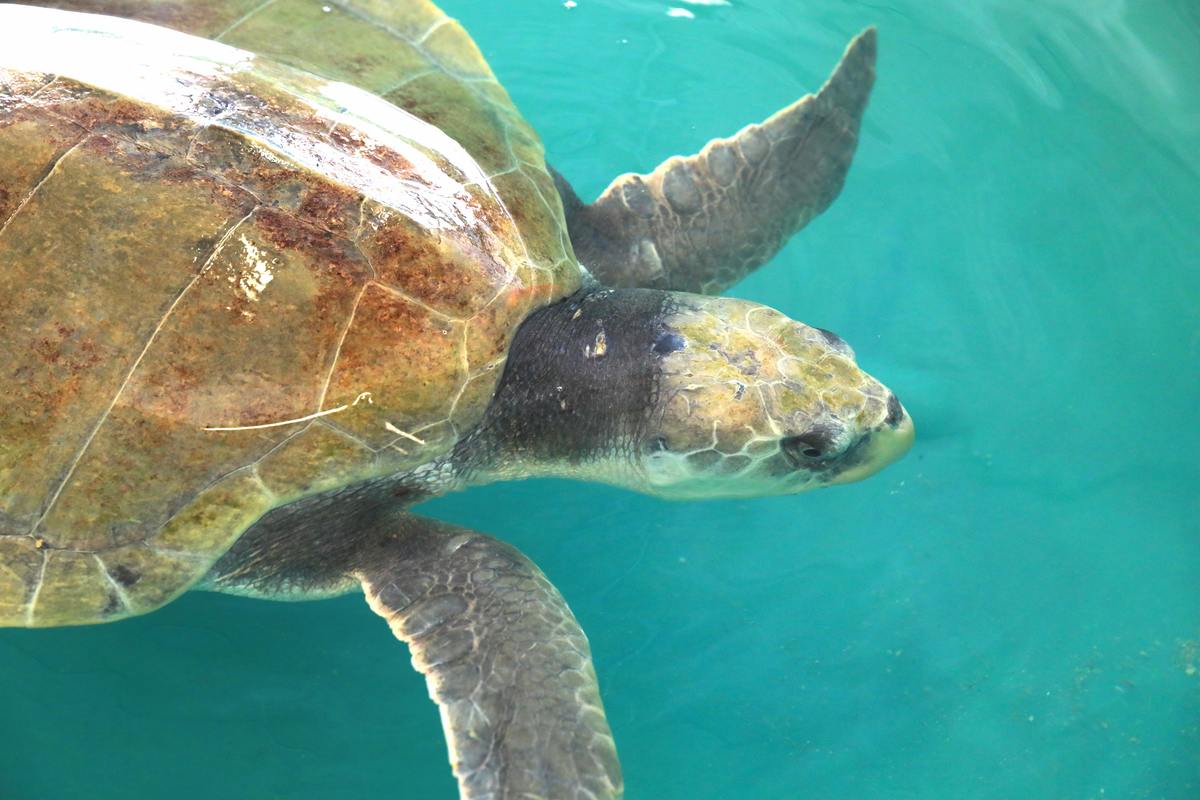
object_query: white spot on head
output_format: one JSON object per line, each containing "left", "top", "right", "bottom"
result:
{"left": 667, "top": 8, "right": 696, "bottom": 18}
{"left": 586, "top": 330, "right": 607, "bottom": 359}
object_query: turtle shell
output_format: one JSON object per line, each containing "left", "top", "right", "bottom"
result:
{"left": 0, "top": 5, "right": 580, "bottom": 627}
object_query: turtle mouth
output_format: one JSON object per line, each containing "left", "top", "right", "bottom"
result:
{"left": 828, "top": 413, "right": 915, "bottom": 486}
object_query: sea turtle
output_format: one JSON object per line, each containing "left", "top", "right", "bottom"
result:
{"left": 0, "top": 2, "right": 912, "bottom": 797}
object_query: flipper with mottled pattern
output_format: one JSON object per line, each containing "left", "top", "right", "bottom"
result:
{"left": 554, "top": 28, "right": 877, "bottom": 295}
{"left": 361, "top": 520, "right": 621, "bottom": 800}
{"left": 206, "top": 501, "right": 622, "bottom": 800}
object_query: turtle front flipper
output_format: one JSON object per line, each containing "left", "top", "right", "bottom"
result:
{"left": 556, "top": 28, "right": 876, "bottom": 295}
{"left": 207, "top": 502, "right": 622, "bottom": 800}
{"left": 359, "top": 517, "right": 622, "bottom": 800}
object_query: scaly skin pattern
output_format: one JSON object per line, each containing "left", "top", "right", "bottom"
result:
{"left": 558, "top": 29, "right": 877, "bottom": 295}
{"left": 647, "top": 295, "right": 902, "bottom": 498}
{"left": 0, "top": 6, "right": 579, "bottom": 627}
{"left": 359, "top": 517, "right": 622, "bottom": 800}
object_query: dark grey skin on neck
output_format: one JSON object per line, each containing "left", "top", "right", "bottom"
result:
{"left": 450, "top": 287, "right": 675, "bottom": 479}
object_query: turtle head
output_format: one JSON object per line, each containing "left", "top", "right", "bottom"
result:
{"left": 454, "top": 289, "right": 911, "bottom": 500}
{"left": 636, "top": 294, "right": 913, "bottom": 499}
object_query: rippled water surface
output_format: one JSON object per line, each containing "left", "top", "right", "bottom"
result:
{"left": 2, "top": 1, "right": 1198, "bottom": 797}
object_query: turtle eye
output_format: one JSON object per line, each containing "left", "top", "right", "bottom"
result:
{"left": 649, "top": 435, "right": 670, "bottom": 453}
{"left": 780, "top": 430, "right": 838, "bottom": 466}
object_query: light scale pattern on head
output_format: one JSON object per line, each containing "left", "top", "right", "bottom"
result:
{"left": 0, "top": 4, "right": 579, "bottom": 627}
{"left": 646, "top": 295, "right": 897, "bottom": 498}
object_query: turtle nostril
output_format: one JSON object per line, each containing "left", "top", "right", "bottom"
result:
{"left": 884, "top": 393, "right": 904, "bottom": 427}
{"left": 813, "top": 327, "right": 853, "bottom": 356}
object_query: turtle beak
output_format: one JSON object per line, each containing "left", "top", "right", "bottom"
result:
{"left": 830, "top": 400, "right": 914, "bottom": 486}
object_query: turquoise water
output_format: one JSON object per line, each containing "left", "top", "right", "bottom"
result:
{"left": 2, "top": 0, "right": 1198, "bottom": 797}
